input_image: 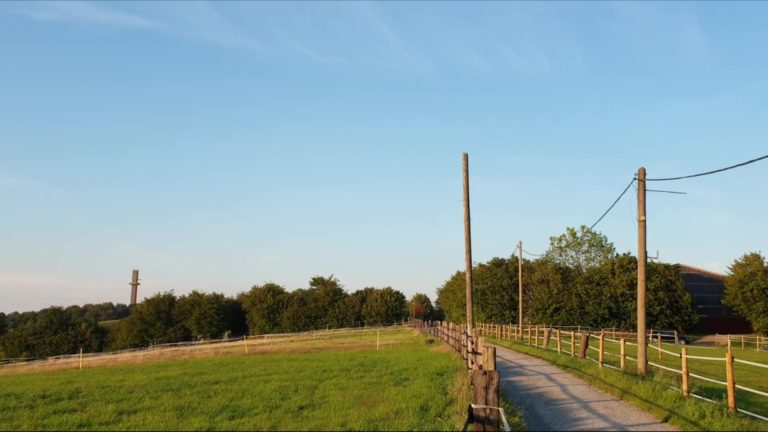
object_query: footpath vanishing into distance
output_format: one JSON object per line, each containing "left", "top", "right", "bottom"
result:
{"left": 494, "top": 345, "right": 678, "bottom": 431}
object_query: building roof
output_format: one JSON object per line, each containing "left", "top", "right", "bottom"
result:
{"left": 676, "top": 263, "right": 727, "bottom": 282}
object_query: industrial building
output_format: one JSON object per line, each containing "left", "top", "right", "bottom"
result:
{"left": 677, "top": 264, "right": 752, "bottom": 334}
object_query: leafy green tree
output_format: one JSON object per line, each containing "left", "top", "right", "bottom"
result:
{"left": 407, "top": 293, "right": 435, "bottom": 320}
{"left": 305, "top": 275, "right": 347, "bottom": 329}
{"left": 647, "top": 262, "right": 698, "bottom": 332}
{"left": 546, "top": 226, "right": 616, "bottom": 272}
{"left": 337, "top": 288, "right": 375, "bottom": 327}
{"left": 526, "top": 257, "right": 579, "bottom": 326}
{"left": 362, "top": 287, "right": 407, "bottom": 325}
{"left": 0, "top": 312, "right": 6, "bottom": 336}
{"left": 222, "top": 297, "right": 247, "bottom": 336}
{"left": 175, "top": 291, "right": 229, "bottom": 339}
{"left": 724, "top": 252, "right": 768, "bottom": 334}
{"left": 435, "top": 271, "right": 466, "bottom": 323}
{"left": 280, "top": 289, "right": 312, "bottom": 332}
{"left": 241, "top": 283, "right": 289, "bottom": 335}
{"left": 120, "top": 292, "right": 188, "bottom": 347}
{"left": 435, "top": 256, "right": 523, "bottom": 324}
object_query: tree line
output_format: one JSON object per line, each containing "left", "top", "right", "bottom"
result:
{"left": 437, "top": 226, "right": 767, "bottom": 334}
{"left": 0, "top": 276, "right": 437, "bottom": 359}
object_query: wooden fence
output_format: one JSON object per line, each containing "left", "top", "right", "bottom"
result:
{"left": 476, "top": 322, "right": 768, "bottom": 423}
{"left": 412, "top": 320, "right": 509, "bottom": 432}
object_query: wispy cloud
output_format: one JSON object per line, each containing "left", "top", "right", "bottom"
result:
{"left": 12, "top": 1, "right": 164, "bottom": 30}
{"left": 0, "top": 176, "right": 54, "bottom": 192}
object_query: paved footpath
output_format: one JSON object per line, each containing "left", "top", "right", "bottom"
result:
{"left": 494, "top": 344, "right": 678, "bottom": 431}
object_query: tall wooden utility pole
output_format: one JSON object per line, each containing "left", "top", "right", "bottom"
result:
{"left": 637, "top": 167, "right": 647, "bottom": 375}
{"left": 462, "top": 153, "right": 474, "bottom": 332}
{"left": 130, "top": 269, "right": 140, "bottom": 306}
{"left": 518, "top": 240, "right": 523, "bottom": 333}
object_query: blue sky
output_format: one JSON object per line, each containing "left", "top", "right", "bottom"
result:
{"left": 1, "top": 1, "right": 767, "bottom": 313}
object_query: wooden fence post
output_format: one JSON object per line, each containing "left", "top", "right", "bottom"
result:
{"left": 674, "top": 330, "right": 679, "bottom": 345}
{"left": 578, "top": 333, "right": 590, "bottom": 359}
{"left": 658, "top": 333, "right": 662, "bottom": 360}
{"left": 535, "top": 325, "right": 540, "bottom": 348}
{"left": 570, "top": 331, "right": 576, "bottom": 357}
{"left": 244, "top": 335, "right": 249, "bottom": 354}
{"left": 557, "top": 330, "right": 562, "bottom": 354}
{"left": 728, "top": 335, "right": 732, "bottom": 351}
{"left": 543, "top": 328, "right": 551, "bottom": 350}
{"left": 483, "top": 346, "right": 496, "bottom": 371}
{"left": 527, "top": 326, "right": 532, "bottom": 346}
{"left": 726, "top": 350, "right": 736, "bottom": 413}
{"left": 598, "top": 332, "right": 604, "bottom": 368}
{"left": 620, "top": 338, "right": 626, "bottom": 371}
{"left": 741, "top": 335, "right": 745, "bottom": 350}
{"left": 681, "top": 346, "right": 689, "bottom": 397}
{"left": 79, "top": 347, "right": 83, "bottom": 370}
{"left": 471, "top": 369, "right": 500, "bottom": 431}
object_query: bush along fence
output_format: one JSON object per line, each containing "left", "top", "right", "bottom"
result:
{"left": 476, "top": 322, "right": 768, "bottom": 423}
{"left": 411, "top": 320, "right": 510, "bottom": 432}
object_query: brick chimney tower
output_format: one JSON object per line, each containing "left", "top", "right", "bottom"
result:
{"left": 130, "top": 269, "right": 140, "bottom": 305}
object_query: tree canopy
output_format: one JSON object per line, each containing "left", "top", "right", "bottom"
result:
{"left": 724, "top": 252, "right": 768, "bottom": 334}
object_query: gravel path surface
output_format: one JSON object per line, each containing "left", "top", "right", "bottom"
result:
{"left": 494, "top": 344, "right": 678, "bottom": 431}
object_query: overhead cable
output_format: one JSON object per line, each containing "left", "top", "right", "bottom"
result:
{"left": 589, "top": 178, "right": 637, "bottom": 230}
{"left": 646, "top": 154, "right": 768, "bottom": 182}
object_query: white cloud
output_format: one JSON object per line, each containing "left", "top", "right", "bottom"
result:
{"left": 13, "top": 1, "right": 164, "bottom": 30}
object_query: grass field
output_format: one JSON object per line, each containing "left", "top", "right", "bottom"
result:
{"left": 0, "top": 328, "right": 523, "bottom": 431}
{"left": 489, "top": 334, "right": 768, "bottom": 431}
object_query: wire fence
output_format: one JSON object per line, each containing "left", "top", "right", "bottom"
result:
{"left": 0, "top": 323, "right": 410, "bottom": 370}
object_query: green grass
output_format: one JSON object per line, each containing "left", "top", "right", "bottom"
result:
{"left": 0, "top": 329, "right": 510, "bottom": 431}
{"left": 489, "top": 335, "right": 768, "bottom": 431}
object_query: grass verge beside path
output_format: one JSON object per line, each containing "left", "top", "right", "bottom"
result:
{"left": 489, "top": 337, "right": 768, "bottom": 431}
{"left": 0, "top": 329, "right": 507, "bottom": 431}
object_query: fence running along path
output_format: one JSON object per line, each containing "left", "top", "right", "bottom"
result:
{"left": 475, "top": 322, "right": 768, "bottom": 423}
{"left": 412, "top": 320, "right": 511, "bottom": 432}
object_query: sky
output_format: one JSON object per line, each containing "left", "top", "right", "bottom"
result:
{"left": 1, "top": 1, "right": 767, "bottom": 313}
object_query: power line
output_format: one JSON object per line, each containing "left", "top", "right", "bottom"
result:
{"left": 646, "top": 154, "right": 768, "bottom": 182}
{"left": 589, "top": 178, "right": 636, "bottom": 230}
{"left": 522, "top": 249, "right": 544, "bottom": 257}
{"left": 647, "top": 189, "right": 687, "bottom": 195}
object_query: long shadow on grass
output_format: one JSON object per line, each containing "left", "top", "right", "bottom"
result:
{"left": 494, "top": 343, "right": 709, "bottom": 431}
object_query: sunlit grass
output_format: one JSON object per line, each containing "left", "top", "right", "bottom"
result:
{"left": 0, "top": 329, "right": 491, "bottom": 431}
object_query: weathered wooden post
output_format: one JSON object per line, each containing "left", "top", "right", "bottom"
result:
{"left": 527, "top": 326, "right": 531, "bottom": 346}
{"left": 79, "top": 347, "right": 83, "bottom": 370}
{"left": 681, "top": 346, "right": 689, "bottom": 397}
{"left": 471, "top": 369, "right": 500, "bottom": 431}
{"left": 741, "top": 335, "right": 745, "bottom": 350}
{"left": 482, "top": 346, "right": 496, "bottom": 371}
{"left": 578, "top": 333, "right": 590, "bottom": 359}
{"left": 728, "top": 335, "right": 732, "bottom": 351}
{"left": 598, "top": 332, "right": 604, "bottom": 368}
{"left": 674, "top": 330, "right": 679, "bottom": 345}
{"left": 244, "top": 335, "right": 249, "bottom": 354}
{"left": 726, "top": 350, "right": 736, "bottom": 413}
{"left": 534, "top": 325, "right": 540, "bottom": 348}
{"left": 543, "top": 327, "right": 551, "bottom": 350}
{"left": 557, "top": 330, "right": 562, "bottom": 354}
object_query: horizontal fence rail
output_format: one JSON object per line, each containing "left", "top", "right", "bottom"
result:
{"left": 1, "top": 323, "right": 410, "bottom": 370}
{"left": 476, "top": 322, "right": 768, "bottom": 423}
